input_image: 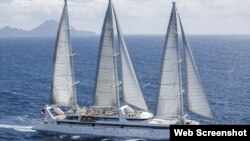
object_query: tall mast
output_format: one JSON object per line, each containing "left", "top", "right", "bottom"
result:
{"left": 111, "top": 0, "right": 121, "bottom": 108}
{"left": 174, "top": 3, "right": 184, "bottom": 116}
{"left": 67, "top": 0, "right": 78, "bottom": 108}
{"left": 66, "top": 0, "right": 78, "bottom": 108}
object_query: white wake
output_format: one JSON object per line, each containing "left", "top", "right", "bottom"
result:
{"left": 0, "top": 124, "right": 36, "bottom": 132}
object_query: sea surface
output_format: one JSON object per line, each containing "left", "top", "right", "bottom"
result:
{"left": 0, "top": 35, "right": 249, "bottom": 140}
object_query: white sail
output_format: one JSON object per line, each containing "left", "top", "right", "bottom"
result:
{"left": 93, "top": 0, "right": 118, "bottom": 107}
{"left": 178, "top": 13, "right": 213, "bottom": 118}
{"left": 50, "top": 0, "right": 77, "bottom": 106}
{"left": 112, "top": 6, "right": 148, "bottom": 111}
{"left": 156, "top": 3, "right": 181, "bottom": 117}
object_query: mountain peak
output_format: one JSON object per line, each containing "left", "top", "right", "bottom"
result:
{"left": 3, "top": 26, "right": 11, "bottom": 29}
{"left": 0, "top": 20, "right": 96, "bottom": 37}
{"left": 39, "top": 20, "right": 59, "bottom": 27}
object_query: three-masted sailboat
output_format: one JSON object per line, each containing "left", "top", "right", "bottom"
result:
{"left": 156, "top": 2, "right": 213, "bottom": 122}
{"left": 32, "top": 1, "right": 212, "bottom": 140}
{"left": 32, "top": 0, "right": 171, "bottom": 139}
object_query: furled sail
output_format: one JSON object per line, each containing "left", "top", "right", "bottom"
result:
{"left": 156, "top": 3, "right": 181, "bottom": 117}
{"left": 178, "top": 13, "right": 213, "bottom": 118}
{"left": 50, "top": 0, "right": 77, "bottom": 106}
{"left": 93, "top": 0, "right": 118, "bottom": 107}
{"left": 113, "top": 6, "right": 148, "bottom": 111}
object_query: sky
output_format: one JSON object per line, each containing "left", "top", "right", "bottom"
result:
{"left": 0, "top": 0, "right": 249, "bottom": 35}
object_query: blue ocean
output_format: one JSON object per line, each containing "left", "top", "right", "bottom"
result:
{"left": 0, "top": 35, "right": 249, "bottom": 140}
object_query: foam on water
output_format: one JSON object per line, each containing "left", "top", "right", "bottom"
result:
{"left": 71, "top": 135, "right": 81, "bottom": 139}
{"left": 0, "top": 124, "right": 36, "bottom": 132}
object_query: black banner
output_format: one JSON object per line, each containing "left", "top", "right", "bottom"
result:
{"left": 170, "top": 125, "right": 250, "bottom": 141}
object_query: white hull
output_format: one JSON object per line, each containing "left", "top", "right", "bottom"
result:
{"left": 33, "top": 122, "right": 169, "bottom": 140}
{"left": 32, "top": 105, "right": 196, "bottom": 140}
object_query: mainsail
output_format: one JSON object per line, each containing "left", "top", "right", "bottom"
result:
{"left": 113, "top": 5, "right": 148, "bottom": 111}
{"left": 93, "top": 0, "right": 118, "bottom": 107}
{"left": 156, "top": 3, "right": 181, "bottom": 118}
{"left": 178, "top": 13, "right": 213, "bottom": 118}
{"left": 50, "top": 0, "right": 77, "bottom": 106}
{"left": 93, "top": 0, "right": 148, "bottom": 111}
{"left": 156, "top": 2, "right": 212, "bottom": 119}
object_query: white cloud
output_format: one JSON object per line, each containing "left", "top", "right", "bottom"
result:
{"left": 0, "top": 0, "right": 249, "bottom": 34}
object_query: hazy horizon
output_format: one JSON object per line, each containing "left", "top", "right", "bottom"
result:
{"left": 0, "top": 0, "right": 250, "bottom": 35}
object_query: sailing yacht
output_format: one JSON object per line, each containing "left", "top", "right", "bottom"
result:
{"left": 155, "top": 2, "right": 213, "bottom": 122}
{"left": 32, "top": 1, "right": 212, "bottom": 140}
{"left": 33, "top": 0, "right": 212, "bottom": 140}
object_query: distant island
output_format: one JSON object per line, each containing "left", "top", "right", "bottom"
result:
{"left": 0, "top": 20, "right": 96, "bottom": 37}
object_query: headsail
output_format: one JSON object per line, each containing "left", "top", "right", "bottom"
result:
{"left": 113, "top": 5, "right": 148, "bottom": 111}
{"left": 93, "top": 0, "right": 118, "bottom": 107}
{"left": 156, "top": 3, "right": 182, "bottom": 117}
{"left": 50, "top": 0, "right": 77, "bottom": 106}
{"left": 178, "top": 12, "right": 213, "bottom": 118}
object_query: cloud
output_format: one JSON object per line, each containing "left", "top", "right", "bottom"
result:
{"left": 0, "top": 0, "right": 249, "bottom": 34}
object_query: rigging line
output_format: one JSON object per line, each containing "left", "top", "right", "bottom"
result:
{"left": 142, "top": 82, "right": 151, "bottom": 88}
{"left": 112, "top": 81, "right": 122, "bottom": 87}
{"left": 112, "top": 53, "right": 119, "bottom": 56}
{"left": 70, "top": 53, "right": 77, "bottom": 56}
{"left": 72, "top": 81, "right": 80, "bottom": 86}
